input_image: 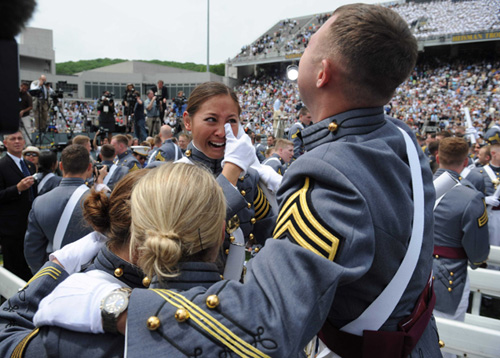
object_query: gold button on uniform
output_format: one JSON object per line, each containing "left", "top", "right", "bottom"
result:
{"left": 225, "top": 249, "right": 229, "bottom": 255}
{"left": 185, "top": 150, "right": 191, "bottom": 157}
{"left": 206, "top": 295, "right": 220, "bottom": 309}
{"left": 328, "top": 122, "right": 338, "bottom": 132}
{"left": 240, "top": 190, "right": 246, "bottom": 196}
{"left": 448, "top": 288, "right": 452, "bottom": 292}
{"left": 175, "top": 308, "right": 190, "bottom": 322}
{"left": 142, "top": 276, "right": 151, "bottom": 287}
{"left": 439, "top": 340, "right": 445, "bottom": 348}
{"left": 450, "top": 272, "right": 454, "bottom": 276}
{"left": 254, "top": 247, "right": 260, "bottom": 253}
{"left": 434, "top": 255, "right": 439, "bottom": 259}
{"left": 239, "top": 176, "right": 244, "bottom": 181}
{"left": 114, "top": 268, "right": 123, "bottom": 277}
{"left": 449, "top": 280, "right": 453, "bottom": 285}
{"left": 230, "top": 236, "right": 235, "bottom": 243}
{"left": 249, "top": 233, "right": 254, "bottom": 240}
{"left": 250, "top": 218, "right": 256, "bottom": 225}
{"left": 147, "top": 316, "right": 161, "bottom": 330}
{"left": 247, "top": 202, "right": 252, "bottom": 209}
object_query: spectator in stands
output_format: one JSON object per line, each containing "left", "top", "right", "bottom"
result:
{"left": 24, "top": 145, "right": 93, "bottom": 274}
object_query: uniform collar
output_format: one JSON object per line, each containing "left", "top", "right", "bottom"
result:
{"left": 118, "top": 150, "right": 131, "bottom": 160}
{"left": 162, "top": 139, "right": 173, "bottom": 146}
{"left": 154, "top": 261, "right": 221, "bottom": 290}
{"left": 302, "top": 107, "right": 386, "bottom": 152}
{"left": 102, "top": 160, "right": 114, "bottom": 165}
{"left": 272, "top": 153, "right": 284, "bottom": 164}
{"left": 60, "top": 177, "right": 86, "bottom": 186}
{"left": 186, "top": 142, "right": 222, "bottom": 176}
{"left": 434, "top": 168, "right": 461, "bottom": 181}
{"left": 91, "top": 246, "right": 146, "bottom": 288}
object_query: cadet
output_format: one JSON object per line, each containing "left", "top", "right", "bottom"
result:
{"left": 146, "top": 124, "right": 182, "bottom": 167}
{"left": 24, "top": 145, "right": 93, "bottom": 274}
{"left": 23, "top": 5, "right": 441, "bottom": 358}
{"left": 288, "top": 106, "right": 312, "bottom": 160}
{"left": 254, "top": 134, "right": 267, "bottom": 162}
{"left": 98, "top": 144, "right": 130, "bottom": 190}
{"left": 262, "top": 138, "right": 294, "bottom": 175}
{"left": 474, "top": 126, "right": 500, "bottom": 245}
{"left": 110, "top": 134, "right": 141, "bottom": 172}
{"left": 432, "top": 137, "right": 489, "bottom": 337}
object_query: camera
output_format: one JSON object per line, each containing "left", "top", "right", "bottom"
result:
{"left": 173, "top": 95, "right": 186, "bottom": 108}
{"left": 32, "top": 173, "right": 43, "bottom": 182}
{"left": 50, "top": 89, "right": 64, "bottom": 100}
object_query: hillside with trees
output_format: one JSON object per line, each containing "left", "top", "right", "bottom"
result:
{"left": 56, "top": 58, "right": 225, "bottom": 76}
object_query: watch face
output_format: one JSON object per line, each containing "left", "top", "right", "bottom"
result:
{"left": 104, "top": 292, "right": 128, "bottom": 314}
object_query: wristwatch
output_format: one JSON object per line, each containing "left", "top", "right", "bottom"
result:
{"left": 100, "top": 287, "right": 132, "bottom": 333}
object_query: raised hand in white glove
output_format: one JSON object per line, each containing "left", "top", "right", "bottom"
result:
{"left": 50, "top": 231, "right": 108, "bottom": 274}
{"left": 251, "top": 162, "right": 282, "bottom": 193}
{"left": 221, "top": 123, "right": 256, "bottom": 175}
{"left": 485, "top": 195, "right": 500, "bottom": 207}
{"left": 34, "top": 270, "right": 122, "bottom": 333}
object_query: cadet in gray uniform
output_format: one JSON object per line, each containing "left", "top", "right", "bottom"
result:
{"left": 146, "top": 125, "right": 183, "bottom": 167}
{"left": 473, "top": 127, "right": 500, "bottom": 245}
{"left": 432, "top": 138, "right": 489, "bottom": 329}
{"left": 110, "top": 134, "right": 141, "bottom": 172}
{"left": 254, "top": 134, "right": 267, "bottom": 163}
{"left": 288, "top": 106, "right": 312, "bottom": 160}
{"left": 98, "top": 144, "right": 129, "bottom": 190}
{"left": 16, "top": 6, "right": 441, "bottom": 358}
{"left": 24, "top": 145, "right": 93, "bottom": 274}
{"left": 262, "top": 138, "right": 294, "bottom": 175}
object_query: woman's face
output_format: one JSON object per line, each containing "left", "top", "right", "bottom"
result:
{"left": 183, "top": 95, "right": 240, "bottom": 159}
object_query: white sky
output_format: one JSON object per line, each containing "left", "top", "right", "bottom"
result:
{"left": 26, "top": 0, "right": 381, "bottom": 65}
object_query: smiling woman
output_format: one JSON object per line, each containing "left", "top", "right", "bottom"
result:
{"left": 179, "top": 82, "right": 277, "bottom": 275}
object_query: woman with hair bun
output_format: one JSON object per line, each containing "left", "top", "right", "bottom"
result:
{"left": 1, "top": 163, "right": 227, "bottom": 357}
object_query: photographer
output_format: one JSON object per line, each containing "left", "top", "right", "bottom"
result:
{"left": 97, "top": 91, "right": 115, "bottom": 143}
{"left": 30, "top": 75, "right": 53, "bottom": 133}
{"left": 144, "top": 90, "right": 160, "bottom": 136}
{"left": 19, "top": 82, "right": 33, "bottom": 135}
{"left": 122, "top": 84, "right": 136, "bottom": 116}
{"left": 133, "top": 91, "right": 147, "bottom": 142}
{"left": 171, "top": 90, "right": 187, "bottom": 134}
{"left": 151, "top": 80, "right": 168, "bottom": 120}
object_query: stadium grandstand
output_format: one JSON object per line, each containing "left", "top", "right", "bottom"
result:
{"left": 229, "top": 0, "right": 500, "bottom": 137}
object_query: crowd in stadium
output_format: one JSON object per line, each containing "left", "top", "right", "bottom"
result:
{"left": 235, "top": 0, "right": 500, "bottom": 60}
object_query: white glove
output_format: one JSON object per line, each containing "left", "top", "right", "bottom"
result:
{"left": 485, "top": 195, "right": 500, "bottom": 207}
{"left": 465, "top": 127, "right": 477, "bottom": 136}
{"left": 221, "top": 123, "right": 256, "bottom": 175}
{"left": 50, "top": 232, "right": 108, "bottom": 274}
{"left": 34, "top": 270, "right": 122, "bottom": 334}
{"left": 251, "top": 162, "right": 283, "bottom": 193}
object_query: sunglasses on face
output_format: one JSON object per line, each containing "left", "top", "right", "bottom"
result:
{"left": 25, "top": 153, "right": 39, "bottom": 157}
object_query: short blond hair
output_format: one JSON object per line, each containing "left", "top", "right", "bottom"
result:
{"left": 274, "top": 138, "right": 293, "bottom": 150}
{"left": 130, "top": 163, "right": 226, "bottom": 281}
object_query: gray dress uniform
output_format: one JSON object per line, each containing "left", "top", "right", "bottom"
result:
{"left": 24, "top": 178, "right": 93, "bottom": 274}
{"left": 101, "top": 160, "right": 129, "bottom": 190}
{"left": 37, "top": 174, "right": 62, "bottom": 196}
{"left": 254, "top": 142, "right": 266, "bottom": 163}
{"left": 262, "top": 153, "right": 286, "bottom": 175}
{"left": 473, "top": 163, "right": 500, "bottom": 196}
{"left": 121, "top": 107, "right": 442, "bottom": 357}
{"left": 463, "top": 167, "right": 486, "bottom": 194}
{"left": 432, "top": 168, "right": 489, "bottom": 315}
{"left": 0, "top": 246, "right": 220, "bottom": 357}
{"left": 114, "top": 149, "right": 141, "bottom": 172}
{"left": 288, "top": 121, "right": 306, "bottom": 160}
{"left": 146, "top": 139, "right": 183, "bottom": 167}
{"left": 183, "top": 143, "right": 276, "bottom": 247}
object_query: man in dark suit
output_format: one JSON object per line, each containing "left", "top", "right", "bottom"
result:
{"left": 0, "top": 131, "right": 37, "bottom": 280}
